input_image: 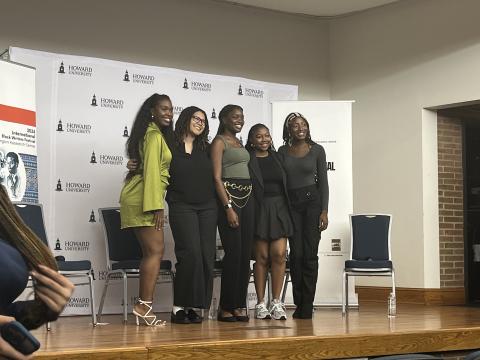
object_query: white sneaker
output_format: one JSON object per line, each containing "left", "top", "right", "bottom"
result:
{"left": 255, "top": 302, "right": 271, "bottom": 319}
{"left": 269, "top": 300, "right": 287, "bottom": 320}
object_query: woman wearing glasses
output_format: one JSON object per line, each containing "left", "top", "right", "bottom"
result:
{"left": 167, "top": 107, "right": 217, "bottom": 324}
{"left": 127, "top": 106, "right": 216, "bottom": 324}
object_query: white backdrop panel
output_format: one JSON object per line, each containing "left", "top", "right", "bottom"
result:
{"left": 10, "top": 47, "right": 297, "bottom": 314}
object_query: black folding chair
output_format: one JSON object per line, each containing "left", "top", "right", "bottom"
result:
{"left": 97, "top": 207, "right": 174, "bottom": 323}
{"left": 343, "top": 214, "right": 395, "bottom": 315}
{"left": 13, "top": 202, "right": 97, "bottom": 328}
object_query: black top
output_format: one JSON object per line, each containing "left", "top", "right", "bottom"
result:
{"left": 257, "top": 155, "right": 283, "bottom": 196}
{"left": 248, "top": 150, "right": 292, "bottom": 215}
{"left": 0, "top": 238, "right": 58, "bottom": 329}
{"left": 278, "top": 143, "right": 329, "bottom": 211}
{"left": 166, "top": 143, "right": 215, "bottom": 204}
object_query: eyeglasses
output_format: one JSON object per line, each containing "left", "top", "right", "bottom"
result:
{"left": 192, "top": 115, "right": 206, "bottom": 125}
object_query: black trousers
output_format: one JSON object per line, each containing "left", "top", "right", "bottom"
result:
{"left": 217, "top": 188, "right": 254, "bottom": 311}
{"left": 168, "top": 198, "right": 217, "bottom": 309}
{"left": 289, "top": 200, "right": 322, "bottom": 316}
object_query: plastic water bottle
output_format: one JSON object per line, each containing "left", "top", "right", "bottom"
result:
{"left": 388, "top": 292, "right": 396, "bottom": 317}
{"left": 208, "top": 297, "right": 217, "bottom": 320}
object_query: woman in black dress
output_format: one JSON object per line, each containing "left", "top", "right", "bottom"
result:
{"left": 246, "top": 124, "right": 293, "bottom": 320}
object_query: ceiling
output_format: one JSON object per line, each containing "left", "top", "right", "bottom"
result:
{"left": 213, "top": 0, "right": 401, "bottom": 17}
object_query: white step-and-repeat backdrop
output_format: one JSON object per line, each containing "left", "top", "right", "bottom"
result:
{"left": 9, "top": 47, "right": 354, "bottom": 315}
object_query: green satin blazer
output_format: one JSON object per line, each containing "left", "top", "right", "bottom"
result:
{"left": 120, "top": 122, "right": 172, "bottom": 228}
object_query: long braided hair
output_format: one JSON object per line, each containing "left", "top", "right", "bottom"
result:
{"left": 282, "top": 112, "right": 315, "bottom": 146}
{"left": 126, "top": 94, "right": 173, "bottom": 180}
{"left": 174, "top": 106, "right": 210, "bottom": 151}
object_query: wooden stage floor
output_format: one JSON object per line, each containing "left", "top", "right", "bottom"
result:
{"left": 32, "top": 303, "right": 480, "bottom": 359}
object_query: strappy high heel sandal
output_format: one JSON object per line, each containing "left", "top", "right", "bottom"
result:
{"left": 132, "top": 299, "right": 166, "bottom": 326}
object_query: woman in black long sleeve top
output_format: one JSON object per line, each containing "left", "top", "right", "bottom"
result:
{"left": 166, "top": 106, "right": 217, "bottom": 324}
{"left": 277, "top": 112, "right": 329, "bottom": 319}
{"left": 0, "top": 185, "right": 74, "bottom": 332}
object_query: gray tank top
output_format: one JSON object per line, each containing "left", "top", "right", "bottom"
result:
{"left": 216, "top": 135, "right": 250, "bottom": 179}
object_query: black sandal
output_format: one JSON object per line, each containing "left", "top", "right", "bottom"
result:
{"left": 217, "top": 310, "right": 237, "bottom": 322}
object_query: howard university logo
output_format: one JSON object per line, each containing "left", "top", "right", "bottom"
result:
{"left": 59, "top": 61, "right": 93, "bottom": 77}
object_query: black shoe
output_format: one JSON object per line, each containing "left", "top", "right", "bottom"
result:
{"left": 299, "top": 311, "right": 313, "bottom": 319}
{"left": 187, "top": 309, "right": 202, "bottom": 324}
{"left": 300, "top": 305, "right": 313, "bottom": 319}
{"left": 171, "top": 310, "right": 190, "bottom": 324}
{"left": 232, "top": 308, "right": 249, "bottom": 322}
{"left": 217, "top": 311, "right": 237, "bottom": 322}
{"left": 292, "top": 307, "right": 302, "bottom": 319}
{"left": 235, "top": 315, "right": 250, "bottom": 322}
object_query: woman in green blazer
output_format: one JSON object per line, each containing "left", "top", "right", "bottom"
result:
{"left": 120, "top": 93, "right": 173, "bottom": 326}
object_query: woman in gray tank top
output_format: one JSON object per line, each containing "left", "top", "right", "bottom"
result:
{"left": 211, "top": 104, "right": 254, "bottom": 322}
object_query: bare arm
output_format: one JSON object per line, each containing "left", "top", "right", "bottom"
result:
{"left": 211, "top": 138, "right": 239, "bottom": 228}
{"left": 211, "top": 138, "right": 229, "bottom": 206}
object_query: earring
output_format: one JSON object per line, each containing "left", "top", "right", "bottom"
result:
{"left": 151, "top": 114, "right": 154, "bottom": 120}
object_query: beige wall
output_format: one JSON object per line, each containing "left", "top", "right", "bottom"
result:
{"left": 0, "top": 0, "right": 329, "bottom": 100}
{"left": 329, "top": 0, "right": 480, "bottom": 287}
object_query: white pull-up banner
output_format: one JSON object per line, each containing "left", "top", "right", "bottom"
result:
{"left": 0, "top": 59, "right": 37, "bottom": 202}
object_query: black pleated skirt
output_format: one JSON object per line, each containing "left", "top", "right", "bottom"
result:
{"left": 255, "top": 195, "right": 293, "bottom": 241}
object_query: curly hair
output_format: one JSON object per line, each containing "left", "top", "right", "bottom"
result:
{"left": 216, "top": 104, "right": 243, "bottom": 135}
{"left": 125, "top": 94, "right": 173, "bottom": 180}
{"left": 174, "top": 106, "right": 209, "bottom": 151}
{"left": 282, "top": 112, "right": 314, "bottom": 146}
{"left": 245, "top": 123, "right": 275, "bottom": 152}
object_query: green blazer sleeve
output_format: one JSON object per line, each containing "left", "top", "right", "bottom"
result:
{"left": 142, "top": 130, "right": 170, "bottom": 213}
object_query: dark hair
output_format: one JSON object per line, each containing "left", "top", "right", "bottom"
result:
{"left": 282, "top": 112, "right": 314, "bottom": 145}
{"left": 246, "top": 123, "right": 275, "bottom": 151}
{"left": 6, "top": 152, "right": 19, "bottom": 165}
{"left": 125, "top": 94, "right": 173, "bottom": 180}
{"left": 0, "top": 184, "right": 59, "bottom": 329}
{"left": 217, "top": 104, "right": 243, "bottom": 135}
{"left": 0, "top": 185, "right": 56, "bottom": 271}
{"left": 174, "top": 106, "right": 209, "bottom": 151}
